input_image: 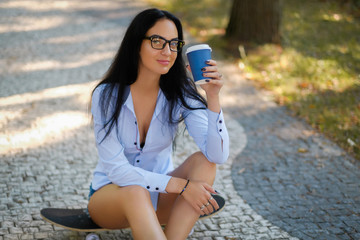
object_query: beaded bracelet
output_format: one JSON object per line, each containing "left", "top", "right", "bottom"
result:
{"left": 179, "top": 179, "right": 190, "bottom": 195}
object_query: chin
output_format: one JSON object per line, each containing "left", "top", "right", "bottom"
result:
{"left": 158, "top": 68, "right": 171, "bottom": 75}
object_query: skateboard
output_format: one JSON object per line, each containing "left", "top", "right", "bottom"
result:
{"left": 40, "top": 194, "right": 225, "bottom": 238}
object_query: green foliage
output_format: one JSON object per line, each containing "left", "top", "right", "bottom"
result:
{"left": 144, "top": 0, "right": 231, "bottom": 41}
{"left": 245, "top": 0, "right": 360, "bottom": 158}
{"left": 144, "top": 0, "right": 360, "bottom": 159}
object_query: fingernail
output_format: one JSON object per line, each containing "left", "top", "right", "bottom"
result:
{"left": 205, "top": 60, "right": 210, "bottom": 64}
{"left": 201, "top": 68, "right": 206, "bottom": 71}
{"left": 215, "top": 190, "right": 220, "bottom": 194}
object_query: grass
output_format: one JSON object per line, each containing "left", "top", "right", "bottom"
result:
{"left": 144, "top": 0, "right": 360, "bottom": 159}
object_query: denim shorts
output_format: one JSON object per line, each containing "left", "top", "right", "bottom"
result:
{"left": 88, "top": 184, "right": 96, "bottom": 200}
{"left": 86, "top": 184, "right": 97, "bottom": 217}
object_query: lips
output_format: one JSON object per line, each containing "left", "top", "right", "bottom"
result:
{"left": 157, "top": 60, "right": 170, "bottom": 65}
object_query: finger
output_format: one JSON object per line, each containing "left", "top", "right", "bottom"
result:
{"left": 201, "top": 65, "right": 218, "bottom": 73}
{"left": 205, "top": 59, "right": 217, "bottom": 66}
{"left": 200, "top": 192, "right": 212, "bottom": 215}
{"left": 200, "top": 203, "right": 211, "bottom": 215}
{"left": 204, "top": 202, "right": 213, "bottom": 214}
{"left": 186, "top": 64, "right": 192, "bottom": 73}
{"left": 201, "top": 203, "right": 211, "bottom": 215}
{"left": 196, "top": 203, "right": 204, "bottom": 215}
{"left": 209, "top": 196, "right": 219, "bottom": 210}
{"left": 203, "top": 184, "right": 216, "bottom": 194}
{"left": 202, "top": 72, "right": 221, "bottom": 79}
{"left": 204, "top": 79, "right": 224, "bottom": 85}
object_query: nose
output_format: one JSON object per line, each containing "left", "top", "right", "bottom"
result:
{"left": 161, "top": 42, "right": 172, "bottom": 55}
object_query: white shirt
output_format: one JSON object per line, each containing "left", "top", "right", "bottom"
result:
{"left": 91, "top": 84, "right": 229, "bottom": 210}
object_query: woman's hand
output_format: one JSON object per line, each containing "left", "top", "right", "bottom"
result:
{"left": 187, "top": 59, "right": 224, "bottom": 113}
{"left": 181, "top": 180, "right": 219, "bottom": 216}
{"left": 199, "top": 59, "right": 224, "bottom": 96}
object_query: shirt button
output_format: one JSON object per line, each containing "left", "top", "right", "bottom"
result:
{"left": 134, "top": 142, "right": 137, "bottom": 145}
{"left": 219, "top": 120, "right": 222, "bottom": 123}
{"left": 135, "top": 121, "right": 137, "bottom": 125}
{"left": 155, "top": 187, "right": 159, "bottom": 191}
{"left": 219, "top": 129, "right": 222, "bottom": 132}
{"left": 147, "top": 186, "right": 150, "bottom": 189}
{"left": 136, "top": 160, "right": 140, "bottom": 163}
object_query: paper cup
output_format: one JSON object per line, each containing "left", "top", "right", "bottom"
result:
{"left": 186, "top": 44, "right": 212, "bottom": 85}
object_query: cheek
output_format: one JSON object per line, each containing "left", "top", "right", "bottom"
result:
{"left": 170, "top": 54, "right": 178, "bottom": 65}
{"left": 140, "top": 43, "right": 155, "bottom": 60}
{"left": 140, "top": 50, "right": 149, "bottom": 62}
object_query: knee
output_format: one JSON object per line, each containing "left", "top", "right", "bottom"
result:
{"left": 123, "top": 185, "right": 150, "bottom": 201}
{"left": 88, "top": 184, "right": 149, "bottom": 208}
{"left": 186, "top": 152, "right": 217, "bottom": 185}
{"left": 187, "top": 152, "right": 217, "bottom": 181}
{"left": 193, "top": 151, "right": 217, "bottom": 170}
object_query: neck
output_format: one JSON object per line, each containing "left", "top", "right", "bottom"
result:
{"left": 132, "top": 68, "right": 161, "bottom": 92}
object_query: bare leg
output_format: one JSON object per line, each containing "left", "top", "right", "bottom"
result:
{"left": 157, "top": 152, "right": 217, "bottom": 240}
{"left": 88, "top": 184, "right": 166, "bottom": 240}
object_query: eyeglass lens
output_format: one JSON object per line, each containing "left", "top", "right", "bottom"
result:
{"left": 151, "top": 36, "right": 182, "bottom": 52}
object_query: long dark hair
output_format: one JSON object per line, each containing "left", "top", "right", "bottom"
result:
{"left": 92, "top": 8, "right": 207, "bottom": 141}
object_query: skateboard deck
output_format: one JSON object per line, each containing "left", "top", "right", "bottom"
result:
{"left": 40, "top": 194, "right": 225, "bottom": 232}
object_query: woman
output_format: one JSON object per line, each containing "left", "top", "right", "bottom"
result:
{"left": 88, "top": 8, "right": 229, "bottom": 240}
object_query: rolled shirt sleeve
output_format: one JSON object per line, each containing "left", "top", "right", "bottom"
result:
{"left": 183, "top": 99, "right": 230, "bottom": 164}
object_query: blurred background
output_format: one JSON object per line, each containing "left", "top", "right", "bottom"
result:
{"left": 144, "top": 0, "right": 360, "bottom": 161}
{"left": 0, "top": 0, "right": 359, "bottom": 239}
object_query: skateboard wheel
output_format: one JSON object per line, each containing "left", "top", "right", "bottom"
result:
{"left": 86, "top": 233, "right": 100, "bottom": 240}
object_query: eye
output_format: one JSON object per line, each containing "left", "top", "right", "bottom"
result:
{"left": 170, "top": 41, "right": 179, "bottom": 48}
{"left": 151, "top": 37, "right": 164, "bottom": 47}
{"left": 152, "top": 37, "right": 161, "bottom": 44}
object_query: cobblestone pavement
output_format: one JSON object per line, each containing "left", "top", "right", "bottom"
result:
{"left": 0, "top": 0, "right": 358, "bottom": 240}
{"left": 222, "top": 65, "right": 360, "bottom": 240}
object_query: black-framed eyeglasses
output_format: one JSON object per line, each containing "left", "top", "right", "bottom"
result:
{"left": 144, "top": 35, "right": 185, "bottom": 52}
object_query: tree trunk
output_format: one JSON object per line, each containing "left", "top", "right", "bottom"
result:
{"left": 226, "top": 0, "right": 281, "bottom": 44}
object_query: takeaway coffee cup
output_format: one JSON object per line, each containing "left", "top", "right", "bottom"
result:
{"left": 186, "top": 44, "right": 212, "bottom": 85}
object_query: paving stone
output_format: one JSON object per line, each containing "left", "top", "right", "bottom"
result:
{"left": 0, "top": 222, "right": 13, "bottom": 229}
{"left": 34, "top": 232, "right": 49, "bottom": 239}
{"left": 3, "top": 235, "right": 18, "bottom": 240}
{"left": 0, "top": 229, "right": 9, "bottom": 236}
{"left": 20, "top": 234, "right": 34, "bottom": 240}
{"left": 255, "top": 234, "right": 271, "bottom": 240}
{"left": 240, "top": 236, "right": 256, "bottom": 240}
{"left": 350, "top": 232, "right": 360, "bottom": 239}
{"left": 9, "top": 227, "right": 23, "bottom": 234}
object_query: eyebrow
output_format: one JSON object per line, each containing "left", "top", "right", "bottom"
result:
{"left": 149, "top": 34, "right": 181, "bottom": 41}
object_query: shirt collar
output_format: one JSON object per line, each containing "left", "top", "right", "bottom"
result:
{"left": 122, "top": 86, "right": 166, "bottom": 119}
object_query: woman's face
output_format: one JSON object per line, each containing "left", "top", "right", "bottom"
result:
{"left": 138, "top": 19, "right": 179, "bottom": 77}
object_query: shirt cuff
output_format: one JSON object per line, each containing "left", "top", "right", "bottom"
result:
{"left": 207, "top": 109, "right": 226, "bottom": 138}
{"left": 143, "top": 171, "right": 172, "bottom": 193}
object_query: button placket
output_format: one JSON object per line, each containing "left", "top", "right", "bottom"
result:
{"left": 134, "top": 119, "right": 142, "bottom": 152}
